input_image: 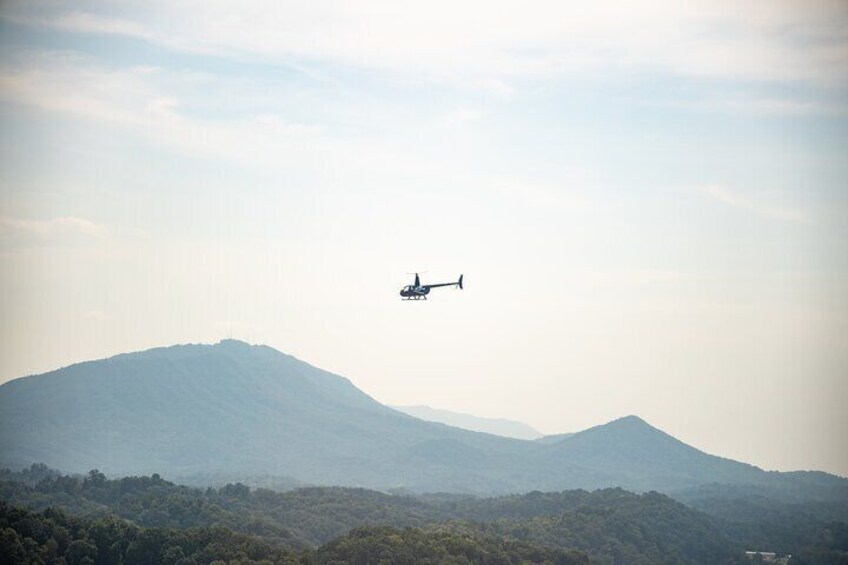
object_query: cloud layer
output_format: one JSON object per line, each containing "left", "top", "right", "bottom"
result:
{"left": 6, "top": 0, "right": 848, "bottom": 86}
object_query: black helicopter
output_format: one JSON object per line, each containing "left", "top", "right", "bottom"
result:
{"left": 400, "top": 273, "right": 463, "bottom": 300}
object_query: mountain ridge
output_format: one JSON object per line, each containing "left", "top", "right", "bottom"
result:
{"left": 1, "top": 340, "right": 844, "bottom": 498}
{"left": 391, "top": 404, "right": 544, "bottom": 440}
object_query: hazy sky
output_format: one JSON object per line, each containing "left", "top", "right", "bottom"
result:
{"left": 1, "top": 1, "right": 847, "bottom": 476}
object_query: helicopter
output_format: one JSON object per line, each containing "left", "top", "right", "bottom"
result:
{"left": 400, "top": 273, "right": 463, "bottom": 300}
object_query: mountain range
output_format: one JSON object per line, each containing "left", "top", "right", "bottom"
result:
{"left": 1, "top": 339, "right": 845, "bottom": 499}
{"left": 390, "top": 404, "right": 544, "bottom": 440}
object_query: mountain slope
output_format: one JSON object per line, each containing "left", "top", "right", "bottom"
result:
{"left": 538, "top": 416, "right": 765, "bottom": 491}
{"left": 391, "top": 405, "right": 543, "bottom": 439}
{"left": 1, "top": 340, "right": 844, "bottom": 497}
{"left": 535, "top": 432, "right": 575, "bottom": 444}
{"left": 0, "top": 340, "right": 533, "bottom": 491}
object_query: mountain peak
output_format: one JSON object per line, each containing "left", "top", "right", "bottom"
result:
{"left": 216, "top": 338, "right": 252, "bottom": 348}
{"left": 608, "top": 415, "right": 652, "bottom": 428}
{"left": 110, "top": 339, "right": 284, "bottom": 365}
{"left": 576, "top": 415, "right": 668, "bottom": 441}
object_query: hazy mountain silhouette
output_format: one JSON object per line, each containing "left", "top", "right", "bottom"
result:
{"left": 535, "top": 432, "right": 575, "bottom": 444}
{"left": 541, "top": 415, "right": 765, "bottom": 491}
{"left": 0, "top": 340, "right": 533, "bottom": 491}
{"left": 391, "top": 405, "right": 543, "bottom": 440}
{"left": 1, "top": 340, "right": 844, "bottom": 497}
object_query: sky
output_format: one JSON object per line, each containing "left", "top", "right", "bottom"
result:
{"left": 1, "top": 0, "right": 847, "bottom": 476}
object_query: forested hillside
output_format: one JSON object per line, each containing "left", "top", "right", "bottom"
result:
{"left": 0, "top": 502, "right": 303, "bottom": 565}
{"left": 3, "top": 466, "right": 846, "bottom": 563}
{"left": 0, "top": 467, "right": 754, "bottom": 564}
{"left": 2, "top": 502, "right": 597, "bottom": 565}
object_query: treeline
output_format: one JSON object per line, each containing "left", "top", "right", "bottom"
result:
{"left": 314, "top": 526, "right": 590, "bottom": 565}
{"left": 1, "top": 467, "right": 743, "bottom": 564}
{"left": 684, "top": 493, "right": 848, "bottom": 564}
{"left": 4, "top": 464, "right": 846, "bottom": 563}
{"left": 0, "top": 469, "right": 427, "bottom": 547}
{"left": 0, "top": 501, "right": 302, "bottom": 565}
{"left": 0, "top": 502, "right": 590, "bottom": 565}
{"left": 444, "top": 491, "right": 743, "bottom": 565}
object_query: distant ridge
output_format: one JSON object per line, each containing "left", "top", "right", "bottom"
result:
{"left": 535, "top": 432, "right": 574, "bottom": 444}
{"left": 391, "top": 405, "right": 543, "bottom": 440}
{"left": 1, "top": 340, "right": 845, "bottom": 497}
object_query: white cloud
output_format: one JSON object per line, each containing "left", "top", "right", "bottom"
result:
{"left": 698, "top": 185, "right": 812, "bottom": 223}
{"left": 52, "top": 11, "right": 156, "bottom": 42}
{"left": 644, "top": 91, "right": 848, "bottom": 117}
{"left": 464, "top": 78, "right": 515, "bottom": 99}
{"left": 443, "top": 107, "right": 485, "bottom": 125}
{"left": 494, "top": 175, "right": 597, "bottom": 212}
{"left": 0, "top": 215, "right": 109, "bottom": 240}
{"left": 5, "top": 0, "right": 847, "bottom": 88}
{"left": 0, "top": 53, "right": 353, "bottom": 172}
{"left": 0, "top": 51, "right": 498, "bottom": 185}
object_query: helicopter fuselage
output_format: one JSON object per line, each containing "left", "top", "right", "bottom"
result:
{"left": 400, "top": 285, "right": 430, "bottom": 299}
